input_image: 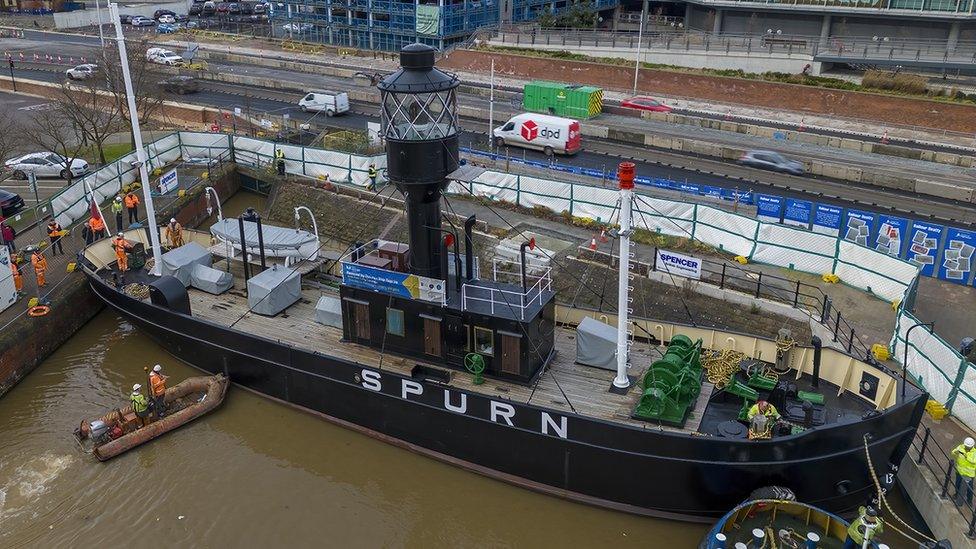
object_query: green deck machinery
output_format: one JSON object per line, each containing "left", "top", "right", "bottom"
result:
{"left": 634, "top": 335, "right": 704, "bottom": 427}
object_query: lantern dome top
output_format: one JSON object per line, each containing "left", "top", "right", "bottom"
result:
{"left": 378, "top": 43, "right": 459, "bottom": 95}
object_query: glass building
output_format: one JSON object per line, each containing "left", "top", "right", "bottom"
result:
{"left": 271, "top": 0, "right": 620, "bottom": 51}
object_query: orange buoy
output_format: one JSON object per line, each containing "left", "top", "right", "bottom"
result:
{"left": 28, "top": 305, "right": 50, "bottom": 317}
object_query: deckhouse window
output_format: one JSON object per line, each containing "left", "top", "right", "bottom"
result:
{"left": 474, "top": 327, "right": 494, "bottom": 356}
{"left": 386, "top": 308, "right": 405, "bottom": 337}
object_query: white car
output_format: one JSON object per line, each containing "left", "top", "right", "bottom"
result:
{"left": 157, "top": 14, "right": 176, "bottom": 23}
{"left": 282, "top": 23, "right": 313, "bottom": 33}
{"left": 65, "top": 63, "right": 98, "bottom": 80}
{"left": 5, "top": 152, "right": 90, "bottom": 180}
{"left": 130, "top": 15, "right": 155, "bottom": 26}
{"left": 146, "top": 47, "right": 184, "bottom": 66}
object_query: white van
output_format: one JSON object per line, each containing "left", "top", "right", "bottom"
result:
{"left": 298, "top": 91, "right": 350, "bottom": 117}
{"left": 492, "top": 113, "right": 582, "bottom": 156}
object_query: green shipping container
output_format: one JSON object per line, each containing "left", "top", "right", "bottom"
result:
{"left": 522, "top": 81, "right": 603, "bottom": 119}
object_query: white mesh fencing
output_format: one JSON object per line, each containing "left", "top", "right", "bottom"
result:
{"left": 891, "top": 309, "right": 976, "bottom": 429}
{"left": 836, "top": 240, "right": 918, "bottom": 303}
{"left": 752, "top": 223, "right": 837, "bottom": 276}
{"left": 693, "top": 206, "right": 757, "bottom": 258}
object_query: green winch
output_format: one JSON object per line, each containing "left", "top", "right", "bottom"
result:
{"left": 634, "top": 335, "right": 704, "bottom": 427}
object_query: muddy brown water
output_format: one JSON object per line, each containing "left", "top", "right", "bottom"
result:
{"left": 0, "top": 192, "right": 923, "bottom": 548}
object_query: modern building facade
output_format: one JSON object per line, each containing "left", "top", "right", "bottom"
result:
{"left": 273, "top": 0, "right": 619, "bottom": 50}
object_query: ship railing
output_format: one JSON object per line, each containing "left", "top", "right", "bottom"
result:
{"left": 910, "top": 425, "right": 976, "bottom": 539}
{"left": 461, "top": 261, "right": 551, "bottom": 320}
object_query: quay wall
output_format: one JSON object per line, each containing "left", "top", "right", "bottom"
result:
{"left": 0, "top": 169, "right": 240, "bottom": 399}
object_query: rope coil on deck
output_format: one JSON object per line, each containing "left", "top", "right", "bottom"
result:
{"left": 123, "top": 283, "right": 150, "bottom": 300}
{"left": 702, "top": 349, "right": 746, "bottom": 388}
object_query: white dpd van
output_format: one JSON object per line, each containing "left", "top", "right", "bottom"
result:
{"left": 492, "top": 113, "right": 582, "bottom": 156}
{"left": 298, "top": 91, "right": 350, "bottom": 116}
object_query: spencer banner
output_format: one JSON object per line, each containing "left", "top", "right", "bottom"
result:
{"left": 415, "top": 4, "right": 440, "bottom": 36}
{"left": 842, "top": 209, "right": 876, "bottom": 247}
{"left": 783, "top": 198, "right": 812, "bottom": 229}
{"left": 875, "top": 214, "right": 909, "bottom": 257}
{"left": 939, "top": 227, "right": 976, "bottom": 284}
{"left": 756, "top": 194, "right": 783, "bottom": 223}
{"left": 812, "top": 204, "right": 842, "bottom": 236}
{"left": 906, "top": 221, "right": 944, "bottom": 277}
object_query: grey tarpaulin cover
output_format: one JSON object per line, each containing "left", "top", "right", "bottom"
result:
{"left": 210, "top": 218, "right": 317, "bottom": 251}
{"left": 160, "top": 242, "right": 212, "bottom": 287}
{"left": 314, "top": 295, "right": 342, "bottom": 328}
{"left": 247, "top": 264, "right": 301, "bottom": 316}
{"left": 190, "top": 264, "right": 234, "bottom": 295}
{"left": 576, "top": 316, "right": 618, "bottom": 371}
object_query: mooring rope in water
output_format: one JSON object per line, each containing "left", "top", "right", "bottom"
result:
{"left": 862, "top": 435, "right": 936, "bottom": 546}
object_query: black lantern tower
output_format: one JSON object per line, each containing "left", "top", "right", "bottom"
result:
{"left": 378, "top": 43, "right": 460, "bottom": 279}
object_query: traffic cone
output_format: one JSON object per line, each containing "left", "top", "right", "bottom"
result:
{"left": 589, "top": 237, "right": 597, "bottom": 251}
{"left": 599, "top": 228, "right": 608, "bottom": 243}
{"left": 798, "top": 118, "right": 806, "bottom": 132}
{"left": 724, "top": 109, "right": 733, "bottom": 121}
{"left": 881, "top": 130, "right": 889, "bottom": 144}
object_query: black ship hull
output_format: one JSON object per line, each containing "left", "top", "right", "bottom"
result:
{"left": 88, "top": 273, "right": 926, "bottom": 521}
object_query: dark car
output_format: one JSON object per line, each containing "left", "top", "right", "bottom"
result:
{"left": 216, "top": 2, "right": 230, "bottom": 13}
{"left": 0, "top": 188, "right": 25, "bottom": 217}
{"left": 228, "top": 2, "right": 241, "bottom": 13}
{"left": 175, "top": 13, "right": 189, "bottom": 21}
{"left": 160, "top": 76, "right": 200, "bottom": 95}
{"left": 189, "top": 3, "right": 202, "bottom": 15}
{"left": 240, "top": 1, "right": 253, "bottom": 14}
{"left": 738, "top": 150, "right": 805, "bottom": 176}
{"left": 153, "top": 9, "right": 176, "bottom": 19}
{"left": 202, "top": 1, "right": 216, "bottom": 15}
{"left": 119, "top": 14, "right": 134, "bottom": 24}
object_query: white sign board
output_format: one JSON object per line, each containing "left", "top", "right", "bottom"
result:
{"left": 0, "top": 247, "right": 18, "bottom": 313}
{"left": 367, "top": 122, "right": 382, "bottom": 146}
{"left": 654, "top": 249, "right": 702, "bottom": 280}
{"left": 159, "top": 168, "right": 179, "bottom": 194}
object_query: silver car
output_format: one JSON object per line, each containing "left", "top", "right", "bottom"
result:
{"left": 5, "top": 152, "right": 90, "bottom": 180}
{"left": 65, "top": 63, "right": 98, "bottom": 80}
{"left": 738, "top": 150, "right": 805, "bottom": 176}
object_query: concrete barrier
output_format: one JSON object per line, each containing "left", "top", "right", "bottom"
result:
{"left": 916, "top": 179, "right": 976, "bottom": 203}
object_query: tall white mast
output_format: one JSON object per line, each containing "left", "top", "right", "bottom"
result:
{"left": 612, "top": 162, "right": 636, "bottom": 391}
{"left": 110, "top": 2, "right": 163, "bottom": 276}
{"left": 488, "top": 58, "right": 495, "bottom": 146}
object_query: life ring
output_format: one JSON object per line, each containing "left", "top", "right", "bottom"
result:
{"left": 28, "top": 305, "right": 50, "bottom": 317}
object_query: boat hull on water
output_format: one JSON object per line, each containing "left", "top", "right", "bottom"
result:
{"left": 86, "top": 272, "right": 926, "bottom": 521}
{"left": 76, "top": 374, "right": 229, "bottom": 461}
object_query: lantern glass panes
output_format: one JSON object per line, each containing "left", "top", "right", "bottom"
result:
{"left": 381, "top": 89, "right": 458, "bottom": 141}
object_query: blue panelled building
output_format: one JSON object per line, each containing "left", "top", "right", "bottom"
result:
{"left": 272, "top": 0, "right": 619, "bottom": 51}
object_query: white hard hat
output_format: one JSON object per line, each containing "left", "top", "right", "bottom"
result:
{"left": 966, "top": 437, "right": 975, "bottom": 448}
{"left": 153, "top": 364, "right": 162, "bottom": 373}
{"left": 115, "top": 196, "right": 121, "bottom": 201}
{"left": 170, "top": 218, "right": 176, "bottom": 223}
{"left": 132, "top": 383, "right": 141, "bottom": 392}
{"left": 117, "top": 232, "right": 123, "bottom": 237}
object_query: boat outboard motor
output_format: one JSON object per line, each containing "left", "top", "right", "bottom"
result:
{"left": 149, "top": 276, "right": 191, "bottom": 315}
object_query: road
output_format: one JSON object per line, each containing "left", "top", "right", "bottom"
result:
{"left": 5, "top": 53, "right": 976, "bottom": 229}
{"left": 4, "top": 28, "right": 974, "bottom": 156}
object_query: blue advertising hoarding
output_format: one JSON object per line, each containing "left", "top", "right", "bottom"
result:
{"left": 342, "top": 262, "right": 413, "bottom": 298}
{"left": 812, "top": 204, "right": 843, "bottom": 236}
{"left": 938, "top": 228, "right": 976, "bottom": 284}
{"left": 701, "top": 185, "right": 724, "bottom": 199}
{"left": 721, "top": 189, "right": 754, "bottom": 205}
{"left": 783, "top": 198, "right": 813, "bottom": 229}
{"left": 756, "top": 194, "right": 783, "bottom": 223}
{"left": 875, "top": 214, "right": 909, "bottom": 257}
{"left": 677, "top": 182, "right": 700, "bottom": 195}
{"left": 906, "top": 221, "right": 944, "bottom": 277}
{"left": 842, "top": 209, "right": 876, "bottom": 248}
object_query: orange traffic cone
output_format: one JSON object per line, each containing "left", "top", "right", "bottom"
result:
{"left": 881, "top": 130, "right": 889, "bottom": 144}
{"left": 589, "top": 237, "right": 597, "bottom": 251}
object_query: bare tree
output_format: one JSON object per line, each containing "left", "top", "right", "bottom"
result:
{"left": 54, "top": 75, "right": 125, "bottom": 165}
{"left": 0, "top": 110, "right": 18, "bottom": 163}
{"left": 102, "top": 40, "right": 167, "bottom": 148}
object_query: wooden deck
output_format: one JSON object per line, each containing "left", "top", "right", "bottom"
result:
{"left": 186, "top": 280, "right": 713, "bottom": 433}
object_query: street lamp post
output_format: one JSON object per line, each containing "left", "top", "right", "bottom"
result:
{"left": 903, "top": 321, "right": 935, "bottom": 398}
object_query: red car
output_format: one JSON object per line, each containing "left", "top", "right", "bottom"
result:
{"left": 621, "top": 96, "right": 673, "bottom": 113}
